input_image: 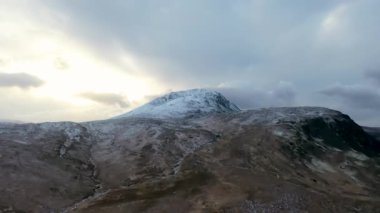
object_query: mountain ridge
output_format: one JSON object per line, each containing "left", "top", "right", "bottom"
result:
{"left": 0, "top": 89, "right": 379, "bottom": 212}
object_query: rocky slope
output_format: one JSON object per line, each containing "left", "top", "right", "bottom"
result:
{"left": 0, "top": 89, "right": 379, "bottom": 212}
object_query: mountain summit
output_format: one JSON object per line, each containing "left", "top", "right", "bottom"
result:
{"left": 0, "top": 89, "right": 379, "bottom": 212}
{"left": 115, "top": 89, "right": 240, "bottom": 119}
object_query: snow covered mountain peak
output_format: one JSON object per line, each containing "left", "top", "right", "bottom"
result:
{"left": 115, "top": 89, "right": 240, "bottom": 119}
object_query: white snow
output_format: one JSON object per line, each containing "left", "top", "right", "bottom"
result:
{"left": 64, "top": 127, "right": 82, "bottom": 143}
{"left": 342, "top": 168, "right": 360, "bottom": 183}
{"left": 306, "top": 158, "right": 336, "bottom": 173}
{"left": 237, "top": 107, "right": 342, "bottom": 126}
{"left": 345, "top": 150, "right": 369, "bottom": 161}
{"left": 113, "top": 89, "right": 240, "bottom": 119}
{"left": 273, "top": 129, "right": 285, "bottom": 137}
{"left": 12, "top": 139, "right": 28, "bottom": 145}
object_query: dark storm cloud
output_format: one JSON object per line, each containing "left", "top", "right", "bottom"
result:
{"left": 80, "top": 92, "right": 129, "bottom": 108}
{"left": 320, "top": 85, "right": 380, "bottom": 110}
{"left": 0, "top": 73, "right": 44, "bottom": 89}
{"left": 319, "top": 82, "right": 380, "bottom": 126}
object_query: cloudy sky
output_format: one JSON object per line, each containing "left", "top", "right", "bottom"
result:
{"left": 1, "top": 0, "right": 380, "bottom": 126}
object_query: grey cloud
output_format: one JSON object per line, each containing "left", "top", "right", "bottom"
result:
{"left": 15, "top": 0, "right": 380, "bottom": 125}
{"left": 318, "top": 82, "right": 380, "bottom": 126}
{"left": 320, "top": 84, "right": 380, "bottom": 110}
{"left": 214, "top": 82, "right": 296, "bottom": 109}
{"left": 365, "top": 70, "right": 380, "bottom": 86}
{"left": 40, "top": 0, "right": 380, "bottom": 95}
{"left": 45, "top": 0, "right": 347, "bottom": 84}
{"left": 0, "top": 73, "right": 44, "bottom": 89}
{"left": 43, "top": 0, "right": 380, "bottom": 90}
{"left": 80, "top": 92, "right": 129, "bottom": 108}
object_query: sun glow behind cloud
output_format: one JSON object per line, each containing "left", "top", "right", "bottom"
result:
{"left": 317, "top": 3, "right": 353, "bottom": 48}
{"left": 1, "top": 0, "right": 380, "bottom": 125}
{"left": 0, "top": 1, "right": 164, "bottom": 122}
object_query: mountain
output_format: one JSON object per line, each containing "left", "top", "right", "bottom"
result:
{"left": 114, "top": 89, "right": 240, "bottom": 119}
{"left": 0, "top": 89, "right": 379, "bottom": 212}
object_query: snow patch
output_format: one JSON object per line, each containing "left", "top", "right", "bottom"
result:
{"left": 306, "top": 158, "right": 336, "bottom": 173}
{"left": 238, "top": 107, "right": 342, "bottom": 126}
{"left": 330, "top": 147, "right": 343, "bottom": 152}
{"left": 273, "top": 129, "right": 285, "bottom": 137}
{"left": 345, "top": 150, "right": 369, "bottom": 161}
{"left": 12, "top": 139, "right": 28, "bottom": 145}
{"left": 339, "top": 164, "right": 361, "bottom": 183}
{"left": 114, "top": 89, "right": 240, "bottom": 119}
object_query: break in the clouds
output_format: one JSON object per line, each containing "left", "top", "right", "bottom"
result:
{"left": 0, "top": 73, "right": 44, "bottom": 89}
{"left": 80, "top": 92, "right": 129, "bottom": 108}
{"left": 0, "top": 0, "right": 380, "bottom": 125}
